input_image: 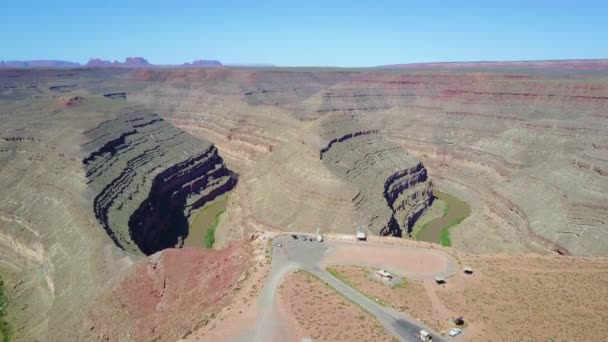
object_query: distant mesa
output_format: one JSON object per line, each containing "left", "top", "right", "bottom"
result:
{"left": 86, "top": 57, "right": 151, "bottom": 68}
{"left": 1, "top": 58, "right": 223, "bottom": 69}
{"left": 183, "top": 59, "right": 223, "bottom": 67}
{"left": 86, "top": 57, "right": 223, "bottom": 68}
{"left": 0, "top": 60, "right": 81, "bottom": 68}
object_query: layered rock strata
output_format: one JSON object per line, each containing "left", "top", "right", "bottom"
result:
{"left": 319, "top": 115, "right": 433, "bottom": 236}
{"left": 83, "top": 110, "right": 236, "bottom": 255}
{"left": 312, "top": 72, "right": 608, "bottom": 255}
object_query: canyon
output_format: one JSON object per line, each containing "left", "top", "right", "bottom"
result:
{"left": 128, "top": 66, "right": 608, "bottom": 256}
{"left": 0, "top": 61, "right": 607, "bottom": 340}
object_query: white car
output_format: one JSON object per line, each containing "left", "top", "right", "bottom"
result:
{"left": 449, "top": 328, "right": 462, "bottom": 337}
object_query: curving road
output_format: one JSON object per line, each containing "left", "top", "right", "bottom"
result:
{"left": 238, "top": 235, "right": 457, "bottom": 342}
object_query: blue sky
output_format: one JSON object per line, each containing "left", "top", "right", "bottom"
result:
{"left": 1, "top": 0, "right": 607, "bottom": 67}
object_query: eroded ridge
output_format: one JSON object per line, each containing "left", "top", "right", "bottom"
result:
{"left": 83, "top": 110, "right": 237, "bottom": 254}
{"left": 320, "top": 114, "right": 433, "bottom": 236}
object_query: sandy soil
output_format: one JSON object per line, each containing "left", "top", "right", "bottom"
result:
{"left": 85, "top": 241, "right": 254, "bottom": 342}
{"left": 329, "top": 254, "right": 608, "bottom": 341}
{"left": 184, "top": 232, "right": 273, "bottom": 341}
{"left": 328, "top": 266, "right": 447, "bottom": 331}
{"left": 323, "top": 242, "right": 455, "bottom": 279}
{"left": 278, "top": 270, "right": 394, "bottom": 342}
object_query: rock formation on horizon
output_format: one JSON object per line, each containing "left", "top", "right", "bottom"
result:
{"left": 86, "top": 57, "right": 223, "bottom": 68}
{"left": 87, "top": 57, "right": 152, "bottom": 68}
{"left": 183, "top": 59, "right": 223, "bottom": 67}
{"left": 0, "top": 60, "right": 81, "bottom": 68}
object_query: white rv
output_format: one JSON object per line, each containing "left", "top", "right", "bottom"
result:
{"left": 418, "top": 330, "right": 432, "bottom": 341}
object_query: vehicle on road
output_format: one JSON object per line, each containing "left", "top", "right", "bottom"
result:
{"left": 418, "top": 329, "right": 433, "bottom": 341}
{"left": 449, "top": 328, "right": 462, "bottom": 337}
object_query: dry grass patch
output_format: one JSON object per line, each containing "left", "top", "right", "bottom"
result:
{"left": 327, "top": 266, "right": 444, "bottom": 331}
{"left": 279, "top": 270, "right": 394, "bottom": 341}
{"left": 436, "top": 255, "right": 608, "bottom": 341}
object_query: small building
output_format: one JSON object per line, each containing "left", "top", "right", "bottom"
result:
{"left": 356, "top": 231, "right": 367, "bottom": 241}
{"left": 376, "top": 269, "right": 393, "bottom": 280}
{"left": 434, "top": 276, "right": 446, "bottom": 284}
{"left": 463, "top": 266, "right": 474, "bottom": 274}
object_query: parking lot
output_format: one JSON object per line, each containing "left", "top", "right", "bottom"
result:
{"left": 241, "top": 234, "right": 456, "bottom": 341}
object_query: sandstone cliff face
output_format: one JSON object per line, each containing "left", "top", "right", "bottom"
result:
{"left": 83, "top": 111, "right": 236, "bottom": 255}
{"left": 319, "top": 115, "right": 433, "bottom": 236}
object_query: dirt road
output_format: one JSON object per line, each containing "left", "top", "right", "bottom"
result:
{"left": 237, "top": 235, "right": 457, "bottom": 341}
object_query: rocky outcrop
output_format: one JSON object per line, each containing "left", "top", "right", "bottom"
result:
{"left": 320, "top": 115, "right": 432, "bottom": 236}
{"left": 83, "top": 111, "right": 236, "bottom": 255}
{"left": 319, "top": 129, "right": 378, "bottom": 158}
{"left": 87, "top": 57, "right": 151, "bottom": 68}
{"left": 49, "top": 84, "right": 77, "bottom": 92}
{"left": 103, "top": 92, "right": 127, "bottom": 100}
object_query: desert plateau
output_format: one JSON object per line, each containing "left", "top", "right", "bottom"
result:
{"left": 0, "top": 60, "right": 607, "bottom": 341}
{"left": 3, "top": 3, "right": 608, "bottom": 340}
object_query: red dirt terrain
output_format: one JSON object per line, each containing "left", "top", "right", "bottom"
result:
{"left": 83, "top": 241, "right": 252, "bottom": 342}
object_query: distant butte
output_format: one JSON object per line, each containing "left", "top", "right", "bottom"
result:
{"left": 86, "top": 57, "right": 152, "bottom": 68}
{"left": 86, "top": 57, "right": 223, "bottom": 68}
{"left": 0, "top": 57, "right": 224, "bottom": 68}
{"left": 183, "top": 59, "right": 223, "bottom": 67}
{"left": 0, "top": 60, "right": 80, "bottom": 68}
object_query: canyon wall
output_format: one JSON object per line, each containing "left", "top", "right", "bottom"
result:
{"left": 83, "top": 110, "right": 236, "bottom": 255}
{"left": 0, "top": 71, "right": 241, "bottom": 340}
{"left": 319, "top": 115, "right": 432, "bottom": 236}
{"left": 311, "top": 71, "right": 608, "bottom": 256}
{"left": 124, "top": 67, "right": 608, "bottom": 256}
{"left": 126, "top": 69, "right": 432, "bottom": 240}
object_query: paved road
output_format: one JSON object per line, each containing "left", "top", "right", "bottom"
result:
{"left": 243, "top": 235, "right": 454, "bottom": 342}
{"left": 308, "top": 267, "right": 445, "bottom": 342}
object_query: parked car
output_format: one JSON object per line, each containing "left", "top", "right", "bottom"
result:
{"left": 449, "top": 328, "right": 462, "bottom": 337}
{"left": 275, "top": 242, "right": 283, "bottom": 247}
{"left": 291, "top": 234, "right": 298, "bottom": 240}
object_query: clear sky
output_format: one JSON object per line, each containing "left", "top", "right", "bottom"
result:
{"left": 1, "top": 0, "right": 607, "bottom": 67}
